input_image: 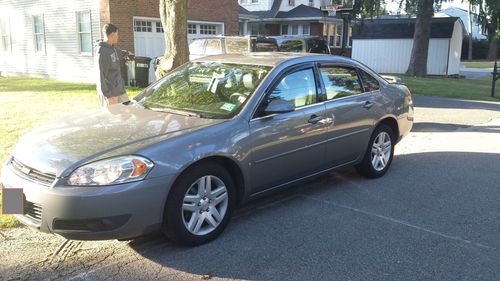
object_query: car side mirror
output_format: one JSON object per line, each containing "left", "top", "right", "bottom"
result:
{"left": 263, "top": 99, "right": 295, "bottom": 114}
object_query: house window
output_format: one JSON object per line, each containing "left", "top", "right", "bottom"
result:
{"left": 76, "top": 11, "right": 92, "bottom": 54}
{"left": 33, "top": 15, "right": 45, "bottom": 53}
{"left": 347, "top": 25, "right": 352, "bottom": 47}
{"left": 239, "top": 0, "right": 248, "bottom": 3}
{"left": 302, "top": 24, "right": 310, "bottom": 35}
{"left": 188, "top": 24, "right": 197, "bottom": 34}
{"left": 334, "top": 23, "right": 343, "bottom": 47}
{"left": 199, "top": 24, "right": 216, "bottom": 35}
{"left": 309, "top": 0, "right": 314, "bottom": 6}
{"left": 252, "top": 0, "right": 259, "bottom": 3}
{"left": 156, "top": 22, "right": 164, "bottom": 33}
{"left": 0, "top": 18, "right": 11, "bottom": 52}
{"left": 291, "top": 24, "right": 299, "bottom": 35}
{"left": 281, "top": 24, "right": 288, "bottom": 35}
{"left": 134, "top": 20, "right": 152, "bottom": 32}
{"left": 289, "top": 0, "right": 295, "bottom": 6}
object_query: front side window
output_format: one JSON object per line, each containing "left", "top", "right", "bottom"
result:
{"left": 319, "top": 66, "right": 362, "bottom": 100}
{"left": 76, "top": 11, "right": 92, "bottom": 54}
{"left": 359, "top": 69, "right": 380, "bottom": 92}
{"left": 137, "top": 62, "right": 271, "bottom": 119}
{"left": 33, "top": 15, "right": 45, "bottom": 53}
{"left": 267, "top": 68, "right": 317, "bottom": 109}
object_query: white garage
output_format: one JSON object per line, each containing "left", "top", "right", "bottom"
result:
{"left": 352, "top": 17, "right": 464, "bottom": 75}
{"left": 133, "top": 17, "right": 224, "bottom": 83}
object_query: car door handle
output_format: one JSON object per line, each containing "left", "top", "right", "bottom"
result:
{"left": 363, "top": 101, "right": 374, "bottom": 109}
{"left": 308, "top": 114, "right": 323, "bottom": 124}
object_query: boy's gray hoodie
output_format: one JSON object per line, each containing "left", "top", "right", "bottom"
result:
{"left": 95, "top": 41, "right": 125, "bottom": 98}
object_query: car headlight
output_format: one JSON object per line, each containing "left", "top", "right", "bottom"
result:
{"left": 67, "top": 156, "right": 154, "bottom": 186}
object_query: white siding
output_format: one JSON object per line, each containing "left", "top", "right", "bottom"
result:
{"left": 352, "top": 39, "right": 413, "bottom": 74}
{"left": 239, "top": 0, "right": 273, "bottom": 11}
{"left": 352, "top": 35, "right": 462, "bottom": 75}
{"left": 0, "top": 0, "right": 101, "bottom": 82}
{"left": 279, "top": 0, "right": 321, "bottom": 12}
{"left": 447, "top": 20, "right": 464, "bottom": 75}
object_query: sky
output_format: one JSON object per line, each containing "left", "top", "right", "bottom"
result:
{"left": 385, "top": 0, "right": 470, "bottom": 14}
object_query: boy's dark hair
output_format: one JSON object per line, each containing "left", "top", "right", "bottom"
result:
{"left": 102, "top": 23, "right": 118, "bottom": 37}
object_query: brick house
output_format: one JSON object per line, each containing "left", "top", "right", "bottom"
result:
{"left": 238, "top": 0, "right": 353, "bottom": 56}
{"left": 0, "top": 0, "right": 238, "bottom": 83}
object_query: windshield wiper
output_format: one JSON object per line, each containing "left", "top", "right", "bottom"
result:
{"left": 149, "top": 107, "right": 202, "bottom": 118}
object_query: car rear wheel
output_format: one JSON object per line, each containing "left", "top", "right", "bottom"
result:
{"left": 162, "top": 163, "right": 236, "bottom": 246}
{"left": 356, "top": 124, "right": 395, "bottom": 178}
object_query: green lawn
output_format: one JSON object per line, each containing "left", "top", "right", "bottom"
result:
{"left": 401, "top": 76, "right": 500, "bottom": 102}
{"left": 0, "top": 76, "right": 142, "bottom": 228}
{"left": 461, "top": 60, "right": 496, "bottom": 69}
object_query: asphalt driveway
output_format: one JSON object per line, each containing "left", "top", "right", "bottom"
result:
{"left": 1, "top": 95, "right": 500, "bottom": 281}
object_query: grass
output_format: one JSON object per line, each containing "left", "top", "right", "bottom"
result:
{"left": 401, "top": 76, "right": 500, "bottom": 102}
{"left": 461, "top": 60, "right": 496, "bottom": 69}
{"left": 0, "top": 76, "right": 142, "bottom": 228}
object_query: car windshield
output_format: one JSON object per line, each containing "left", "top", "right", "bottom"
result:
{"left": 136, "top": 62, "right": 271, "bottom": 119}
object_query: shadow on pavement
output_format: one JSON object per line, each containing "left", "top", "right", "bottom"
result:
{"left": 124, "top": 151, "right": 500, "bottom": 281}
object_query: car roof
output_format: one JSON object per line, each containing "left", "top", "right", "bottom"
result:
{"left": 194, "top": 52, "right": 351, "bottom": 67}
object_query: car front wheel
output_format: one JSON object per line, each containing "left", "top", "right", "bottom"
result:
{"left": 162, "top": 163, "right": 236, "bottom": 246}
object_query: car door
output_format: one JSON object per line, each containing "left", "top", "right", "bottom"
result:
{"left": 318, "top": 64, "right": 379, "bottom": 167}
{"left": 249, "top": 64, "right": 330, "bottom": 193}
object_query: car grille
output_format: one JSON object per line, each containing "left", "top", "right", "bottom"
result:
{"left": 24, "top": 200, "right": 42, "bottom": 224}
{"left": 10, "top": 158, "right": 56, "bottom": 186}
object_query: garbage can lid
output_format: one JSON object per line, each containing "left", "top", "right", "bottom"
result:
{"left": 134, "top": 56, "right": 152, "bottom": 63}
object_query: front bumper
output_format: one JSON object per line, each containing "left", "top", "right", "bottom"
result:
{"left": 1, "top": 161, "right": 176, "bottom": 240}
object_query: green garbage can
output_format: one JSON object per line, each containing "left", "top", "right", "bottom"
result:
{"left": 134, "top": 56, "right": 152, "bottom": 87}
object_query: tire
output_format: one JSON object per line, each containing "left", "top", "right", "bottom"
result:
{"left": 162, "top": 163, "right": 236, "bottom": 246}
{"left": 355, "top": 124, "right": 395, "bottom": 178}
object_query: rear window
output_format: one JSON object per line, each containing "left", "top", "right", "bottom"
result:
{"left": 255, "top": 42, "right": 279, "bottom": 52}
{"left": 279, "top": 40, "right": 303, "bottom": 52}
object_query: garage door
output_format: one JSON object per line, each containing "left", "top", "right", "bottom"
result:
{"left": 133, "top": 18, "right": 165, "bottom": 84}
{"left": 133, "top": 18, "right": 224, "bottom": 84}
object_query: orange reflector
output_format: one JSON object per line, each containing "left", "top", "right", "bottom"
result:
{"left": 131, "top": 159, "right": 148, "bottom": 177}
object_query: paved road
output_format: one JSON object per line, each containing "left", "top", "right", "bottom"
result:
{"left": 1, "top": 95, "right": 500, "bottom": 281}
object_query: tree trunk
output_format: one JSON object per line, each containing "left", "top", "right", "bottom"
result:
{"left": 406, "top": 0, "right": 434, "bottom": 77}
{"left": 156, "top": 0, "right": 189, "bottom": 79}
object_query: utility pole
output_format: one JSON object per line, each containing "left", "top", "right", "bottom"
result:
{"left": 467, "top": 1, "right": 473, "bottom": 60}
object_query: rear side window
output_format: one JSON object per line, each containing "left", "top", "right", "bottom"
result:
{"left": 204, "top": 39, "right": 222, "bottom": 55}
{"left": 319, "top": 66, "right": 362, "bottom": 100}
{"left": 225, "top": 39, "right": 249, "bottom": 54}
{"left": 359, "top": 69, "right": 380, "bottom": 92}
{"left": 279, "top": 40, "right": 303, "bottom": 52}
{"left": 268, "top": 68, "right": 317, "bottom": 108}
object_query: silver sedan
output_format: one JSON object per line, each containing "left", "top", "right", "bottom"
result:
{"left": 1, "top": 53, "right": 413, "bottom": 245}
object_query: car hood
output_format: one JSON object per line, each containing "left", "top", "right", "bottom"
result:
{"left": 12, "top": 104, "right": 224, "bottom": 177}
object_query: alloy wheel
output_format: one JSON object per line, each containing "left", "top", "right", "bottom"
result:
{"left": 370, "top": 131, "right": 392, "bottom": 171}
